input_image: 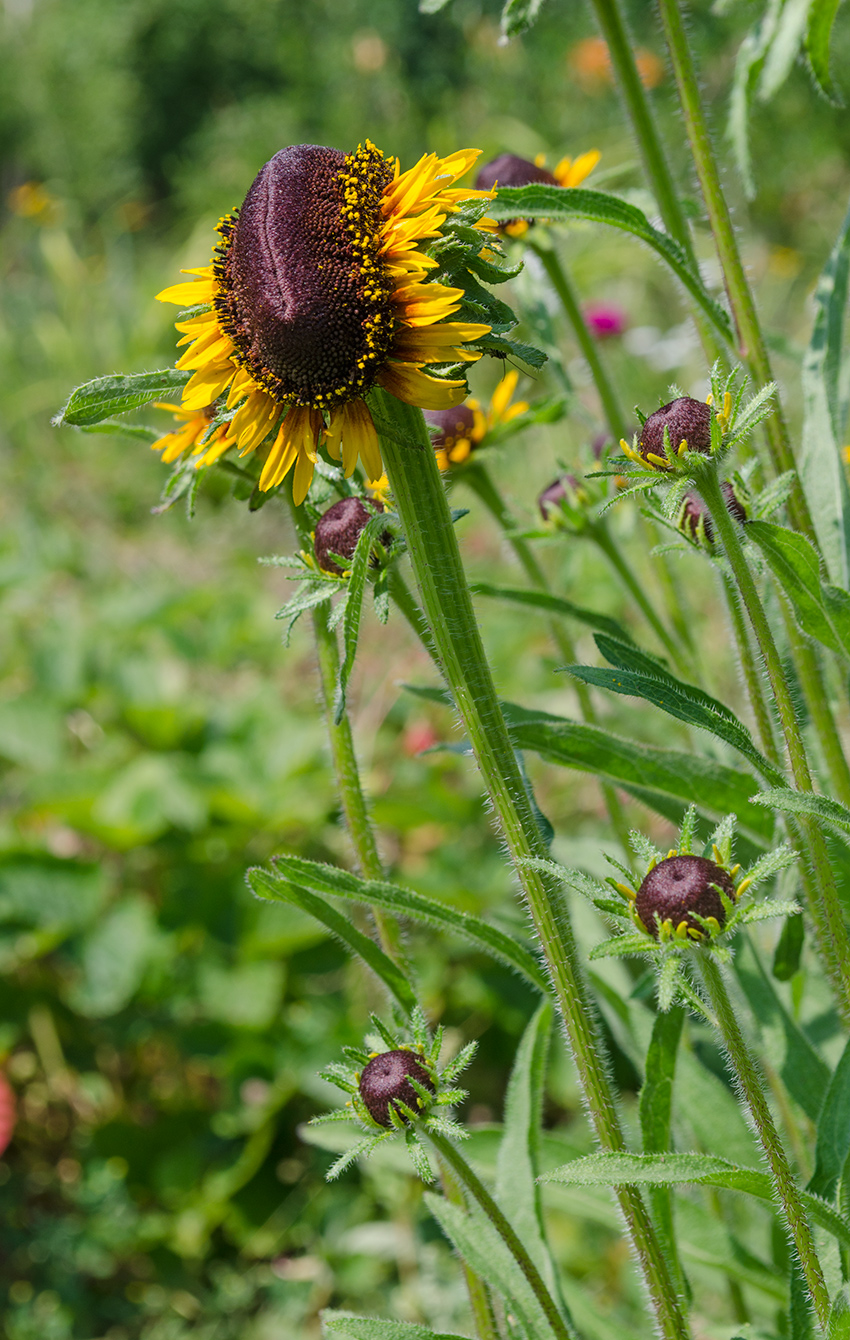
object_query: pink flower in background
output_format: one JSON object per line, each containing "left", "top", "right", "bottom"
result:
{"left": 0, "top": 1072, "right": 16, "bottom": 1157}
{"left": 583, "top": 302, "right": 627, "bottom": 339}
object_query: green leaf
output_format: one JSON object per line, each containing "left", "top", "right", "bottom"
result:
{"left": 501, "top": 0, "right": 546, "bottom": 38}
{"left": 248, "top": 858, "right": 549, "bottom": 992}
{"left": 773, "top": 912, "right": 805, "bottom": 981}
{"left": 247, "top": 871, "right": 416, "bottom": 1014}
{"left": 323, "top": 1315, "right": 465, "bottom": 1340}
{"left": 334, "top": 512, "right": 388, "bottom": 723}
{"left": 640, "top": 1008, "right": 685, "bottom": 1155}
{"left": 828, "top": 1286, "right": 850, "bottom": 1339}
{"left": 423, "top": 1193, "right": 563, "bottom": 1340}
{"left": 78, "top": 420, "right": 160, "bottom": 442}
{"left": 727, "top": 0, "right": 782, "bottom": 198}
{"left": 497, "top": 1001, "right": 563, "bottom": 1303}
{"left": 734, "top": 936, "right": 829, "bottom": 1123}
{"left": 541, "top": 1152, "right": 850, "bottom": 1247}
{"left": 500, "top": 700, "right": 775, "bottom": 843}
{"left": 809, "top": 1036, "right": 850, "bottom": 1199}
{"left": 566, "top": 663, "right": 782, "bottom": 785}
{"left": 799, "top": 196, "right": 850, "bottom": 584}
{"left": 745, "top": 520, "right": 850, "bottom": 658}
{"left": 488, "top": 186, "right": 734, "bottom": 342}
{"left": 470, "top": 582, "right": 635, "bottom": 644}
{"left": 806, "top": 0, "right": 844, "bottom": 103}
{"left": 54, "top": 369, "right": 191, "bottom": 427}
{"left": 790, "top": 1258, "right": 816, "bottom": 1340}
{"left": 750, "top": 786, "right": 850, "bottom": 840}
{"left": 275, "top": 580, "right": 338, "bottom": 646}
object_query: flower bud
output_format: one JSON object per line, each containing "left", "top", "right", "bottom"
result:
{"left": 679, "top": 482, "right": 746, "bottom": 544}
{"left": 636, "top": 854, "right": 735, "bottom": 939}
{"left": 638, "top": 397, "right": 712, "bottom": 464}
{"left": 359, "top": 1049, "right": 434, "bottom": 1127}
{"left": 538, "top": 473, "right": 582, "bottom": 519}
{"left": 425, "top": 404, "right": 477, "bottom": 449}
{"left": 474, "top": 154, "right": 558, "bottom": 192}
{"left": 314, "top": 496, "right": 385, "bottom": 575}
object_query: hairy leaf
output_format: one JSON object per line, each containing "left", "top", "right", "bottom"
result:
{"left": 54, "top": 369, "right": 191, "bottom": 427}
{"left": 746, "top": 521, "right": 850, "bottom": 658}
{"left": 806, "top": 0, "right": 844, "bottom": 103}
{"left": 809, "top": 1036, "right": 850, "bottom": 1199}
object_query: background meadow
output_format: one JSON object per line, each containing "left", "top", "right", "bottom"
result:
{"left": 2, "top": 1, "right": 850, "bottom": 1337}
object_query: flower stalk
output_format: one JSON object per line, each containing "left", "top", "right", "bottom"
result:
{"left": 697, "top": 952, "right": 831, "bottom": 1332}
{"left": 373, "top": 387, "right": 690, "bottom": 1340}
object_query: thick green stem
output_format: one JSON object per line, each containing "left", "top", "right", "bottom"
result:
{"left": 699, "top": 468, "right": 850, "bottom": 1019}
{"left": 698, "top": 954, "right": 831, "bottom": 1332}
{"left": 592, "top": 521, "right": 686, "bottom": 671}
{"left": 438, "top": 1160, "right": 501, "bottom": 1340}
{"left": 311, "top": 600, "right": 403, "bottom": 963}
{"left": 462, "top": 462, "right": 632, "bottom": 856}
{"left": 387, "top": 567, "right": 441, "bottom": 668}
{"left": 373, "top": 388, "right": 690, "bottom": 1340}
{"left": 429, "top": 1131, "right": 574, "bottom": 1340}
{"left": 656, "top": 0, "right": 816, "bottom": 541}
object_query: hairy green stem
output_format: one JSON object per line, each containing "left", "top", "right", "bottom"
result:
{"left": 699, "top": 468, "right": 850, "bottom": 1019}
{"left": 387, "top": 566, "right": 441, "bottom": 667}
{"left": 462, "top": 462, "right": 632, "bottom": 855}
{"left": 698, "top": 954, "right": 831, "bottom": 1332}
{"left": 429, "top": 1131, "right": 575, "bottom": 1340}
{"left": 655, "top": 0, "right": 816, "bottom": 541}
{"left": 438, "top": 1160, "right": 501, "bottom": 1340}
{"left": 373, "top": 388, "right": 690, "bottom": 1340}
{"left": 311, "top": 601, "right": 404, "bottom": 961}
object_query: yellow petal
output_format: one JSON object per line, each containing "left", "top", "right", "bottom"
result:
{"left": 377, "top": 362, "right": 465, "bottom": 411}
{"left": 554, "top": 148, "right": 600, "bottom": 187}
{"left": 156, "top": 279, "right": 215, "bottom": 306}
{"left": 490, "top": 370, "right": 519, "bottom": 418}
{"left": 182, "top": 362, "right": 236, "bottom": 410}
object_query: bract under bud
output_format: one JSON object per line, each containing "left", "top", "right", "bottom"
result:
{"left": 638, "top": 397, "right": 712, "bottom": 464}
{"left": 636, "top": 854, "right": 735, "bottom": 938}
{"left": 314, "top": 496, "right": 385, "bottom": 575}
{"left": 359, "top": 1049, "right": 434, "bottom": 1127}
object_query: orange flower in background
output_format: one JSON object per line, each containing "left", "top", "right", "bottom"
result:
{"left": 568, "top": 36, "right": 663, "bottom": 91}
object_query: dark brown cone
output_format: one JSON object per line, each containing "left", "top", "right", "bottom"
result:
{"left": 314, "top": 496, "right": 385, "bottom": 575}
{"left": 217, "top": 144, "right": 394, "bottom": 406}
{"left": 636, "top": 854, "right": 735, "bottom": 939}
{"left": 358, "top": 1049, "right": 434, "bottom": 1128}
{"left": 680, "top": 482, "right": 746, "bottom": 544}
{"left": 538, "top": 474, "right": 580, "bottom": 519}
{"left": 638, "top": 397, "right": 712, "bottom": 464}
{"left": 474, "top": 153, "right": 558, "bottom": 192}
{"left": 424, "top": 404, "right": 477, "bottom": 449}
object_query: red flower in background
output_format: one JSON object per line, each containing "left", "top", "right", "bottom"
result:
{"left": 0, "top": 1072, "right": 17, "bottom": 1157}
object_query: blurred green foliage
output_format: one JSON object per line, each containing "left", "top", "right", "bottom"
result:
{"left": 2, "top": 0, "right": 850, "bottom": 1336}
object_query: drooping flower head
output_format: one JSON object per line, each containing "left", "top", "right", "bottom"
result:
{"left": 156, "top": 143, "right": 492, "bottom": 503}
{"left": 425, "top": 369, "right": 529, "bottom": 470}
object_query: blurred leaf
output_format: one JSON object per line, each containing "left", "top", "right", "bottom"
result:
{"left": 790, "top": 1257, "right": 816, "bottom": 1340}
{"left": 90, "top": 752, "right": 207, "bottom": 843}
{"left": 470, "top": 582, "right": 635, "bottom": 643}
{"left": 829, "top": 1286, "right": 850, "bottom": 1338}
{"left": 773, "top": 912, "right": 805, "bottom": 980}
{"left": 54, "top": 369, "right": 190, "bottom": 427}
{"left": 497, "top": 1001, "right": 564, "bottom": 1303}
{"left": 727, "top": 0, "right": 782, "bottom": 198}
{"left": 65, "top": 896, "right": 158, "bottom": 1017}
{"left": 198, "top": 960, "right": 285, "bottom": 1029}
{"left": 0, "top": 855, "right": 106, "bottom": 930}
{"left": 423, "top": 1193, "right": 562, "bottom": 1340}
{"left": 542, "top": 1152, "right": 850, "bottom": 1245}
{"left": 746, "top": 521, "right": 850, "bottom": 658}
{"left": 249, "top": 858, "right": 549, "bottom": 991}
{"left": 324, "top": 1316, "right": 466, "bottom": 1340}
{"left": 799, "top": 196, "right": 850, "bottom": 584}
{"left": 488, "top": 187, "right": 734, "bottom": 341}
{"left": 809, "top": 1036, "right": 850, "bottom": 1198}
{"left": 501, "top": 0, "right": 546, "bottom": 38}
{"left": 0, "top": 695, "right": 65, "bottom": 770}
{"left": 248, "top": 872, "right": 417, "bottom": 1014}
{"left": 806, "top": 0, "right": 845, "bottom": 103}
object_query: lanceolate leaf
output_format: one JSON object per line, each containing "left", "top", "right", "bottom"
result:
{"left": 806, "top": 0, "right": 845, "bottom": 103}
{"left": 248, "top": 857, "right": 549, "bottom": 992}
{"left": 750, "top": 786, "right": 850, "bottom": 840}
{"left": 248, "top": 872, "right": 416, "bottom": 1014}
{"left": 470, "top": 582, "right": 635, "bottom": 644}
{"left": 323, "top": 1315, "right": 466, "bottom": 1340}
{"left": 566, "top": 663, "right": 782, "bottom": 785}
{"left": 54, "top": 369, "right": 191, "bottom": 427}
{"left": 799, "top": 196, "right": 850, "bottom": 584}
{"left": 488, "top": 185, "right": 734, "bottom": 342}
{"left": 727, "top": 0, "right": 782, "bottom": 198}
{"left": 541, "top": 1152, "right": 850, "bottom": 1247}
{"left": 809, "top": 1036, "right": 850, "bottom": 1199}
{"left": 828, "top": 1287, "right": 850, "bottom": 1339}
{"left": 746, "top": 520, "right": 850, "bottom": 658}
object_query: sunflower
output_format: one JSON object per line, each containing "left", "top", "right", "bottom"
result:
{"left": 150, "top": 403, "right": 235, "bottom": 467}
{"left": 156, "top": 143, "right": 492, "bottom": 504}
{"left": 426, "top": 369, "right": 530, "bottom": 470}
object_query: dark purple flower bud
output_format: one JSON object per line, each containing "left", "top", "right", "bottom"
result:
{"left": 474, "top": 154, "right": 558, "bottom": 192}
{"left": 722, "top": 480, "right": 747, "bottom": 523}
{"left": 679, "top": 482, "right": 746, "bottom": 544}
{"left": 424, "top": 404, "right": 477, "bottom": 449}
{"left": 592, "top": 431, "right": 614, "bottom": 460}
{"left": 358, "top": 1049, "right": 434, "bottom": 1127}
{"left": 314, "top": 496, "right": 385, "bottom": 575}
{"left": 538, "top": 473, "right": 581, "bottom": 519}
{"left": 636, "top": 855, "right": 735, "bottom": 939}
{"left": 638, "top": 397, "right": 712, "bottom": 464}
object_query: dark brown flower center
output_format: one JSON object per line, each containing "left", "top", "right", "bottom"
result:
{"left": 359, "top": 1049, "right": 434, "bottom": 1127}
{"left": 636, "top": 854, "right": 735, "bottom": 938}
{"left": 314, "top": 496, "right": 386, "bottom": 575}
{"left": 639, "top": 397, "right": 712, "bottom": 463}
{"left": 425, "top": 404, "right": 476, "bottom": 449}
{"left": 475, "top": 153, "right": 558, "bottom": 191}
{"left": 214, "top": 143, "right": 396, "bottom": 411}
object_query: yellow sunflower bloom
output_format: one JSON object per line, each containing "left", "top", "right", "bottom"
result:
{"left": 157, "top": 142, "right": 492, "bottom": 504}
{"left": 427, "top": 369, "right": 529, "bottom": 471}
{"left": 150, "top": 403, "right": 236, "bottom": 467}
